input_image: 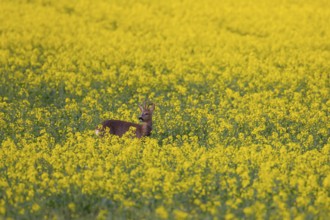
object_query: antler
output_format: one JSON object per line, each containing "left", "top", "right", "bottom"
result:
{"left": 139, "top": 99, "right": 154, "bottom": 110}
{"left": 139, "top": 100, "right": 147, "bottom": 110}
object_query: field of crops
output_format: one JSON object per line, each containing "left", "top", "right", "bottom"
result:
{"left": 0, "top": 0, "right": 329, "bottom": 219}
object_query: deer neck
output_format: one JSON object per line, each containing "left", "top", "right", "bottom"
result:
{"left": 141, "top": 120, "right": 152, "bottom": 136}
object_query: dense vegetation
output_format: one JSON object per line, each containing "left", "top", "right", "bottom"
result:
{"left": 0, "top": 0, "right": 329, "bottom": 219}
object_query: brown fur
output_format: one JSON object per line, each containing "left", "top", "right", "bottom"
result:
{"left": 96, "top": 102, "right": 155, "bottom": 138}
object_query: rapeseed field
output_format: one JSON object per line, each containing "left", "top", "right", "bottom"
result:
{"left": 0, "top": 0, "right": 329, "bottom": 219}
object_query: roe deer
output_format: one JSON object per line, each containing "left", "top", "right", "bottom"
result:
{"left": 95, "top": 101, "right": 155, "bottom": 138}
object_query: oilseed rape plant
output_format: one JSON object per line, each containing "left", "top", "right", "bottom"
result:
{"left": 0, "top": 0, "right": 329, "bottom": 219}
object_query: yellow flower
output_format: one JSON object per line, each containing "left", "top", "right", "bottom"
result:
{"left": 32, "top": 203, "right": 40, "bottom": 212}
{"left": 243, "top": 206, "right": 254, "bottom": 216}
{"left": 0, "top": 199, "right": 5, "bottom": 215}
{"left": 96, "top": 209, "right": 108, "bottom": 220}
{"left": 0, "top": 0, "right": 329, "bottom": 219}
{"left": 68, "top": 202, "right": 76, "bottom": 212}
{"left": 156, "top": 206, "right": 168, "bottom": 219}
{"left": 173, "top": 210, "right": 189, "bottom": 220}
{"left": 323, "top": 174, "right": 330, "bottom": 189}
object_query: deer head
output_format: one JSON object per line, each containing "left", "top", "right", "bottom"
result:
{"left": 138, "top": 101, "right": 155, "bottom": 123}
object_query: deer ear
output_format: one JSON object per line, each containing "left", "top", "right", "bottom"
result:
{"left": 149, "top": 103, "right": 155, "bottom": 112}
{"left": 139, "top": 104, "right": 144, "bottom": 111}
